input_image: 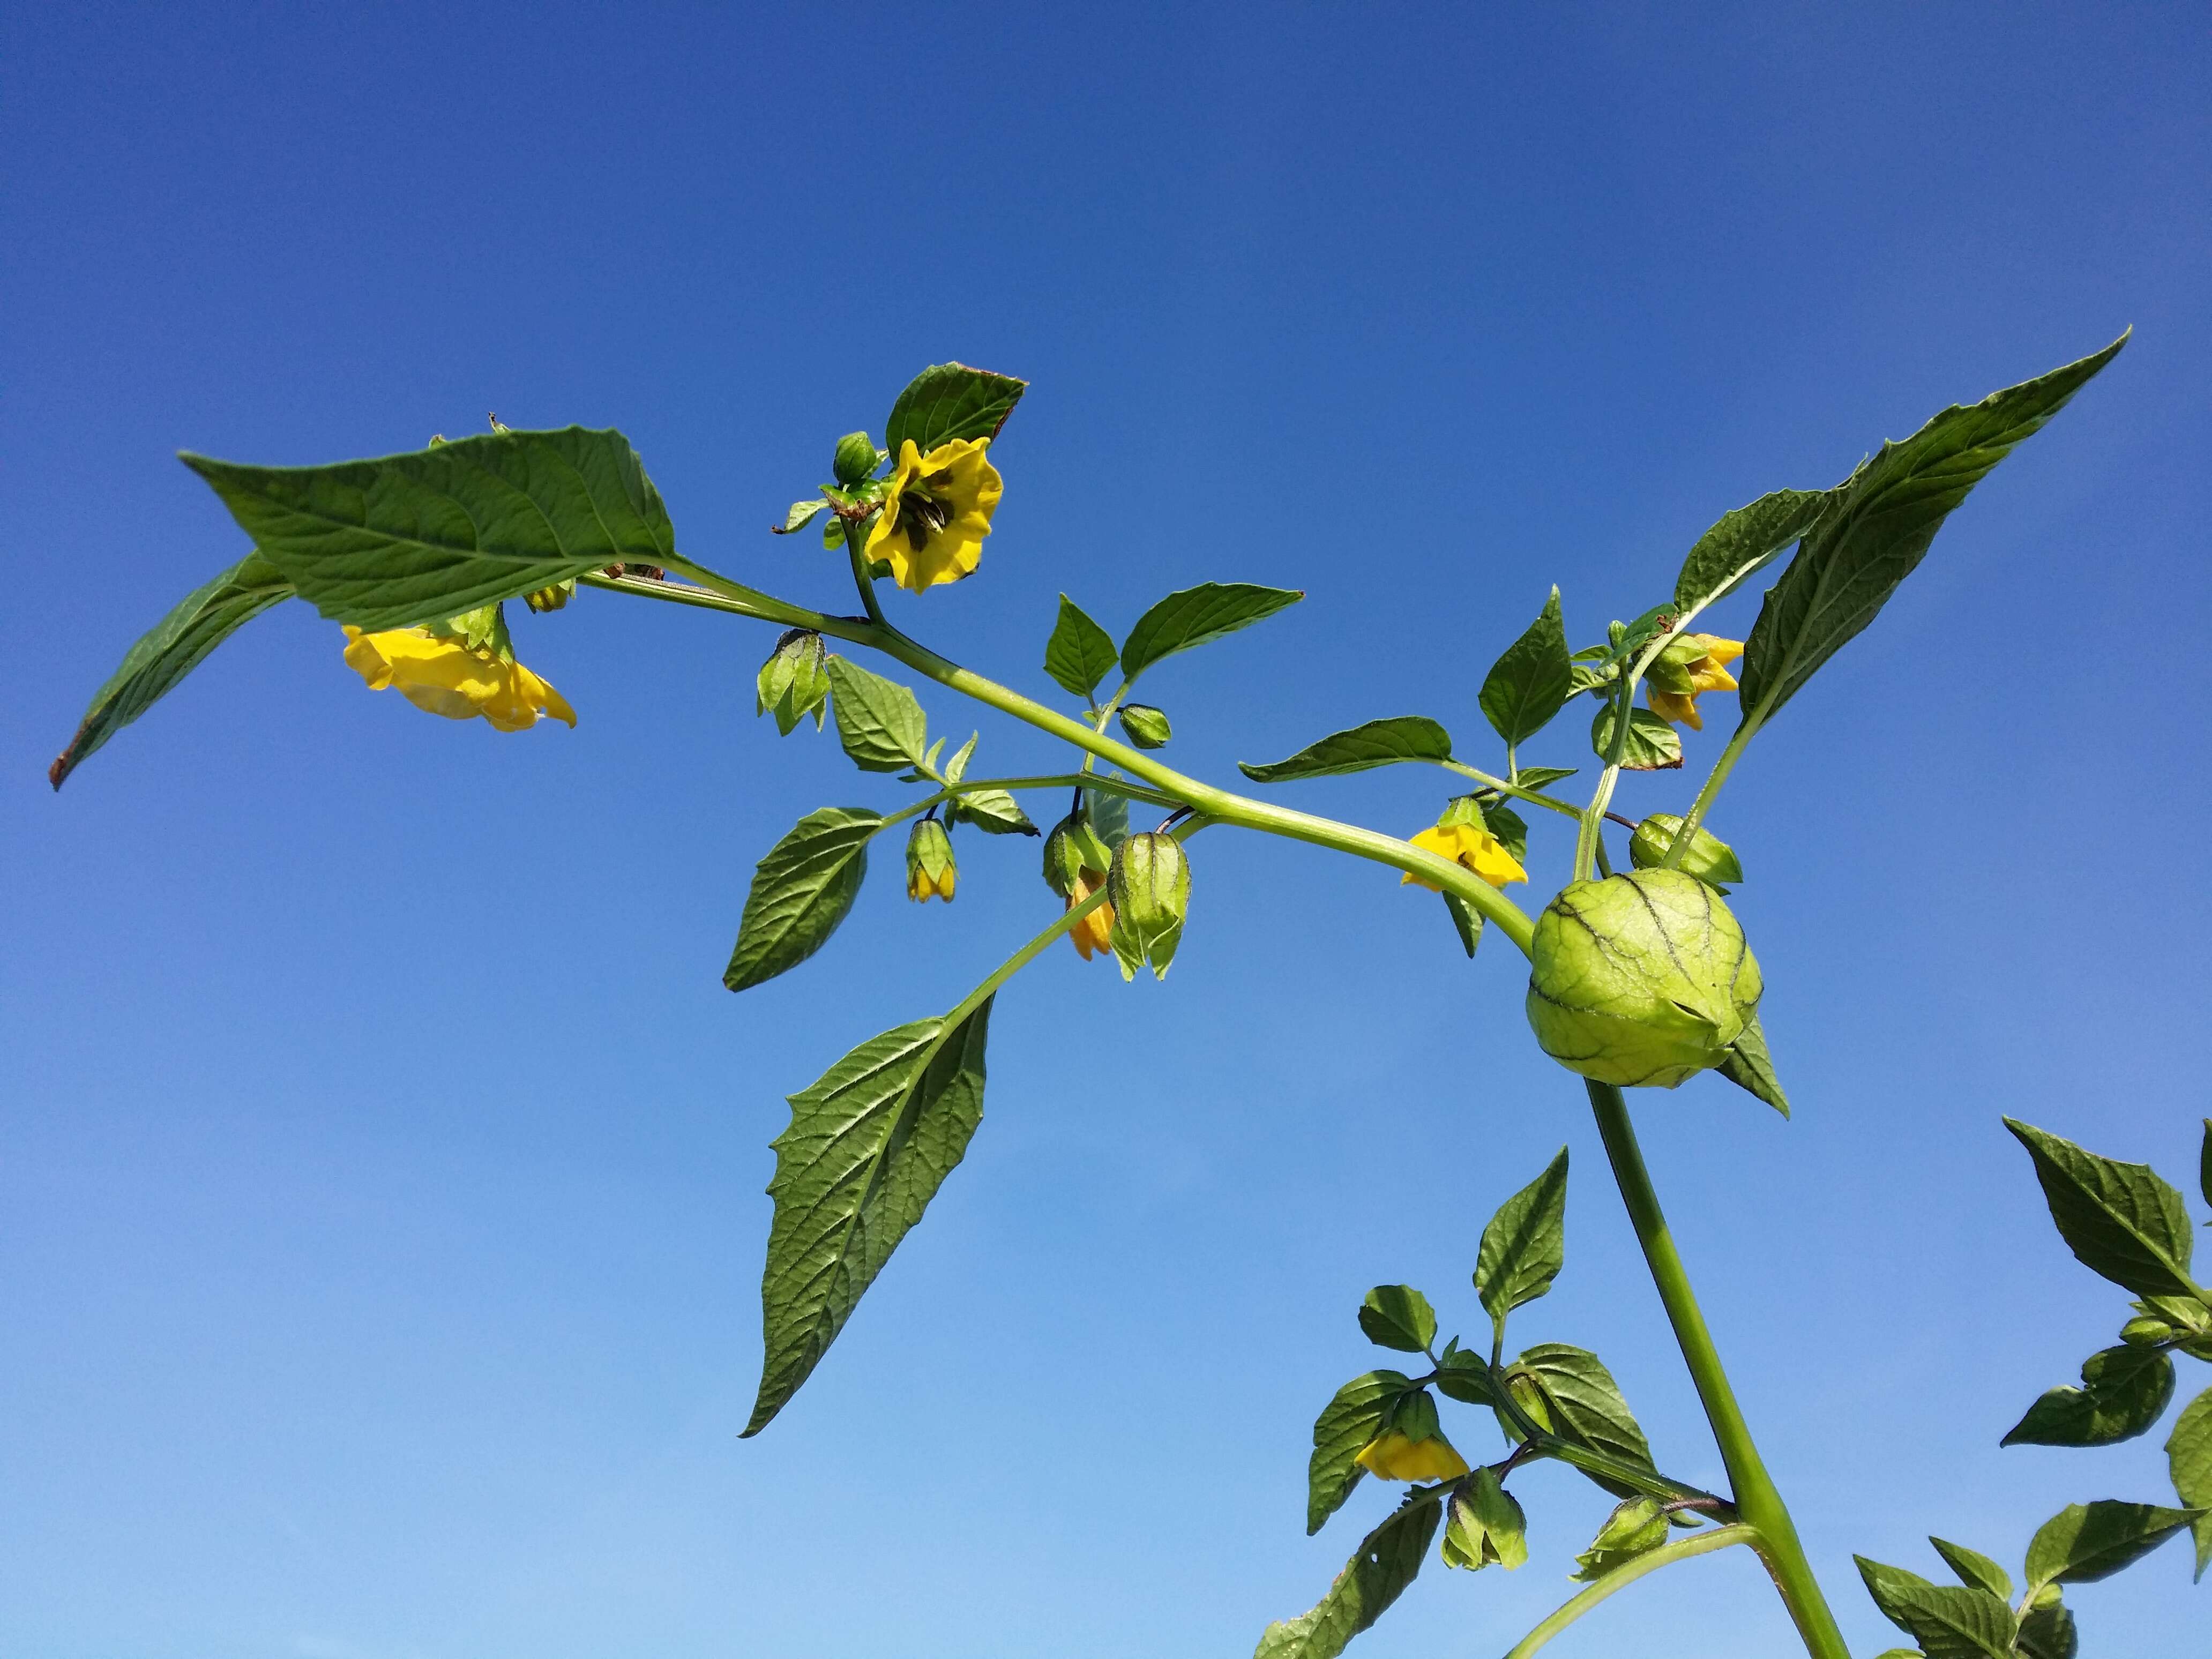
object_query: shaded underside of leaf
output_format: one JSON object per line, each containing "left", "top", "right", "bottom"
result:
{"left": 1120, "top": 582, "right": 1303, "bottom": 681}
{"left": 1306, "top": 1369, "right": 1413, "bottom": 1535}
{"left": 1256, "top": 1495, "right": 1439, "bottom": 1659}
{"left": 884, "top": 363, "right": 1027, "bottom": 455}
{"left": 1239, "top": 716, "right": 1453, "bottom": 782}
{"left": 724, "top": 808, "right": 883, "bottom": 991}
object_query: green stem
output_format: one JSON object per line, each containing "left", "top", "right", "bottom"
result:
{"left": 1659, "top": 709, "right": 1762, "bottom": 870}
{"left": 1501, "top": 1525, "right": 1759, "bottom": 1659}
{"left": 1586, "top": 1081, "right": 1850, "bottom": 1659}
{"left": 1439, "top": 760, "right": 1583, "bottom": 820}
{"left": 842, "top": 522, "right": 888, "bottom": 628}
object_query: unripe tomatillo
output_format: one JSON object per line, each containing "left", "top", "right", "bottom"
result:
{"left": 1107, "top": 830, "right": 1189, "bottom": 981}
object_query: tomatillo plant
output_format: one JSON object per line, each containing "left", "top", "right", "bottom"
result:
{"left": 51, "top": 339, "right": 2210, "bottom": 1657}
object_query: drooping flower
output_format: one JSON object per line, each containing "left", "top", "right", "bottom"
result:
{"left": 863, "top": 437, "right": 1003, "bottom": 593}
{"left": 1403, "top": 821, "right": 1528, "bottom": 892}
{"left": 1066, "top": 867, "right": 1117, "bottom": 962}
{"left": 340, "top": 624, "right": 576, "bottom": 732}
{"left": 1644, "top": 634, "right": 1743, "bottom": 731}
{"left": 1355, "top": 1430, "right": 1471, "bottom": 1483}
{"left": 906, "top": 819, "right": 958, "bottom": 903}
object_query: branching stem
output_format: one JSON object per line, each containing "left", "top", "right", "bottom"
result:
{"left": 1500, "top": 1524, "right": 1759, "bottom": 1659}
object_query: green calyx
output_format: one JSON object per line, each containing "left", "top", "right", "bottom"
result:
{"left": 1443, "top": 1468, "right": 1529, "bottom": 1572}
{"left": 1042, "top": 809, "right": 1114, "bottom": 899}
{"left": 1628, "top": 814, "right": 1744, "bottom": 887}
{"left": 1524, "top": 869, "right": 1761, "bottom": 1088}
{"left": 1116, "top": 704, "right": 1172, "bottom": 748}
{"left": 1107, "top": 830, "right": 1190, "bottom": 982}
{"left": 757, "top": 629, "right": 831, "bottom": 734}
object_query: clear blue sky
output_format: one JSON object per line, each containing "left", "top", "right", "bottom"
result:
{"left": 4, "top": 5, "right": 2207, "bottom": 1656}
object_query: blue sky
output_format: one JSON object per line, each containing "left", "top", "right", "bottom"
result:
{"left": 4, "top": 4, "right": 2208, "bottom": 1655}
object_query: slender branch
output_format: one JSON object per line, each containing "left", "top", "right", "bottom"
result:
{"left": 1500, "top": 1525, "right": 1759, "bottom": 1659}
{"left": 1439, "top": 760, "right": 1583, "bottom": 820}
{"left": 1659, "top": 708, "right": 1762, "bottom": 870}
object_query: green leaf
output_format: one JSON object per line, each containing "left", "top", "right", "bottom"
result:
{"left": 1238, "top": 716, "right": 1453, "bottom": 783}
{"left": 2166, "top": 1386, "right": 2212, "bottom": 1580}
{"left": 949, "top": 789, "right": 1038, "bottom": 836}
{"left": 1480, "top": 802, "right": 1529, "bottom": 865}
{"left": 2004, "top": 1118, "right": 2198, "bottom": 1301}
{"left": 1672, "top": 489, "right": 1830, "bottom": 615}
{"left": 49, "top": 550, "right": 293, "bottom": 789}
{"left": 1475, "top": 1149, "right": 1569, "bottom": 1327}
{"left": 1358, "top": 1286, "right": 1438, "bottom": 1354}
{"left": 1084, "top": 783, "right": 1131, "bottom": 848}
{"left": 1571, "top": 1496, "right": 1673, "bottom": 1581}
{"left": 1120, "top": 582, "right": 1303, "bottom": 682}
{"left": 183, "top": 426, "right": 675, "bottom": 630}
{"left": 1043, "top": 595, "right": 1119, "bottom": 701}
{"left": 1716, "top": 1014, "right": 1790, "bottom": 1117}
{"left": 2002, "top": 1344, "right": 2177, "bottom": 1448}
{"left": 827, "top": 656, "right": 930, "bottom": 773}
{"left": 1511, "top": 765, "right": 1578, "bottom": 793}
{"left": 1929, "top": 1537, "right": 2012, "bottom": 1602}
{"left": 1440, "top": 892, "right": 1483, "bottom": 959}
{"left": 744, "top": 1000, "right": 993, "bottom": 1436}
{"left": 775, "top": 498, "right": 830, "bottom": 534}
{"left": 1871, "top": 1650, "right": 1928, "bottom": 1659}
{"left": 1256, "top": 1494, "right": 1439, "bottom": 1659}
{"left": 2015, "top": 1597, "right": 2078, "bottom": 1659}
{"left": 2024, "top": 1499, "right": 2202, "bottom": 1588}
{"left": 883, "top": 362, "right": 1027, "bottom": 455}
{"left": 1737, "top": 336, "right": 2126, "bottom": 726}
{"left": 1504, "top": 1343, "right": 1654, "bottom": 1484}
{"left": 1853, "top": 1557, "right": 2016, "bottom": 1659}
{"left": 1433, "top": 1349, "right": 1499, "bottom": 1408}
{"left": 1590, "top": 703, "right": 1683, "bottom": 770}
{"left": 1306, "top": 1369, "right": 1414, "bottom": 1534}
{"left": 1479, "top": 588, "right": 1574, "bottom": 747}
{"left": 723, "top": 808, "right": 884, "bottom": 992}
{"left": 2200, "top": 1117, "right": 2210, "bottom": 1212}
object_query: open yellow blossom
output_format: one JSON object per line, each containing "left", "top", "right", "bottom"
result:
{"left": 1403, "top": 822, "right": 1528, "bottom": 891}
{"left": 1066, "top": 868, "right": 1117, "bottom": 962}
{"left": 1645, "top": 634, "right": 1743, "bottom": 732}
{"left": 341, "top": 626, "right": 576, "bottom": 732}
{"left": 1356, "top": 1430, "right": 1471, "bottom": 1483}
{"left": 863, "top": 437, "right": 1003, "bottom": 592}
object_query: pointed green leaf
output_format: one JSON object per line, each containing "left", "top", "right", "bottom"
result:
{"left": 2015, "top": 1597, "right": 2078, "bottom": 1659}
{"left": 1505, "top": 1343, "right": 1653, "bottom": 1484}
{"left": 1043, "top": 595, "right": 1119, "bottom": 701}
{"left": 1358, "top": 1286, "right": 1438, "bottom": 1354}
{"left": 744, "top": 1000, "right": 993, "bottom": 1436}
{"left": 1672, "top": 489, "right": 1830, "bottom": 615}
{"left": 1440, "top": 891, "right": 1483, "bottom": 958}
{"left": 1479, "top": 588, "right": 1574, "bottom": 746}
{"left": 2026, "top": 1499, "right": 2201, "bottom": 1588}
{"left": 1120, "top": 582, "right": 1303, "bottom": 682}
{"left": 2166, "top": 1386, "right": 2212, "bottom": 1580}
{"left": 2003, "top": 1344, "right": 2177, "bottom": 1448}
{"left": 1590, "top": 702, "right": 1682, "bottom": 770}
{"left": 1571, "top": 1496, "right": 1674, "bottom": 1581}
{"left": 776, "top": 498, "right": 830, "bottom": 534}
{"left": 1853, "top": 1557, "right": 2016, "bottom": 1658}
{"left": 1433, "top": 1349, "right": 1499, "bottom": 1408}
{"left": 723, "top": 808, "right": 884, "bottom": 992}
{"left": 50, "top": 551, "right": 294, "bottom": 789}
{"left": 827, "top": 655, "right": 930, "bottom": 773}
{"left": 1716, "top": 1014, "right": 1790, "bottom": 1116}
{"left": 883, "top": 362, "right": 1026, "bottom": 455}
{"left": 1238, "top": 716, "right": 1454, "bottom": 783}
{"left": 1476, "top": 1149, "right": 1569, "bottom": 1326}
{"left": 1256, "top": 1493, "right": 1439, "bottom": 1659}
{"left": 1738, "top": 337, "right": 2126, "bottom": 726}
{"left": 948, "top": 788, "right": 1038, "bottom": 836}
{"left": 1305, "top": 1369, "right": 1414, "bottom": 1534}
{"left": 1929, "top": 1537, "right": 2012, "bottom": 1601}
{"left": 2004, "top": 1118, "right": 2197, "bottom": 1300}
{"left": 183, "top": 426, "right": 675, "bottom": 630}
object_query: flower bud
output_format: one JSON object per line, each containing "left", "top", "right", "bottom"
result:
{"left": 1524, "top": 869, "right": 1761, "bottom": 1088}
{"left": 1116, "top": 704, "right": 1172, "bottom": 749}
{"left": 524, "top": 578, "right": 575, "bottom": 613}
{"left": 1041, "top": 809, "right": 1115, "bottom": 900}
{"left": 1627, "top": 814, "right": 1744, "bottom": 887}
{"left": 832, "top": 431, "right": 884, "bottom": 485}
{"left": 1107, "top": 830, "right": 1190, "bottom": 982}
{"left": 905, "top": 818, "right": 956, "bottom": 903}
{"left": 757, "top": 629, "right": 831, "bottom": 735}
{"left": 1571, "top": 1496, "right": 1672, "bottom": 1581}
{"left": 1443, "top": 1467, "right": 1529, "bottom": 1571}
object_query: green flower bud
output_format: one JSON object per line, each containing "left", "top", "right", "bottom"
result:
{"left": 757, "top": 629, "right": 831, "bottom": 735}
{"left": 1042, "top": 809, "right": 1114, "bottom": 899}
{"left": 1524, "top": 869, "right": 1761, "bottom": 1088}
{"left": 1571, "top": 1496, "right": 1672, "bottom": 1581}
{"left": 832, "top": 431, "right": 884, "bottom": 485}
{"left": 905, "top": 818, "right": 956, "bottom": 903}
{"left": 524, "top": 578, "right": 576, "bottom": 613}
{"left": 1107, "top": 830, "right": 1190, "bottom": 982}
{"left": 1443, "top": 1468, "right": 1529, "bottom": 1572}
{"left": 1628, "top": 814, "right": 1744, "bottom": 887}
{"left": 1116, "top": 704, "right": 1172, "bottom": 749}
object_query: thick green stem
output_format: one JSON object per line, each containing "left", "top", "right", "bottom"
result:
{"left": 842, "top": 522, "right": 888, "bottom": 627}
{"left": 1501, "top": 1524, "right": 1758, "bottom": 1659}
{"left": 1586, "top": 1081, "right": 1851, "bottom": 1659}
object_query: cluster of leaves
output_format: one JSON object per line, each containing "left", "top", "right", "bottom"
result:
{"left": 1261, "top": 1150, "right": 1722, "bottom": 1658}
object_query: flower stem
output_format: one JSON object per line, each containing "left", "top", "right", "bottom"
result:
{"left": 1585, "top": 1080, "right": 1851, "bottom": 1659}
{"left": 842, "top": 523, "right": 888, "bottom": 629}
{"left": 1500, "top": 1525, "right": 1759, "bottom": 1659}
{"left": 1659, "top": 708, "right": 1763, "bottom": 870}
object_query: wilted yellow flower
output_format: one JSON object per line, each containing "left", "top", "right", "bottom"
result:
{"left": 1066, "top": 868, "right": 1117, "bottom": 962}
{"left": 1403, "top": 822, "right": 1527, "bottom": 891}
{"left": 341, "top": 626, "right": 576, "bottom": 732}
{"left": 1645, "top": 634, "right": 1743, "bottom": 731}
{"left": 864, "top": 437, "right": 1003, "bottom": 592}
{"left": 1355, "top": 1430, "right": 1470, "bottom": 1483}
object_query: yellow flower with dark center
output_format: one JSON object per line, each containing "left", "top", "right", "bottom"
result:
{"left": 1355, "top": 1430, "right": 1471, "bottom": 1483}
{"left": 863, "top": 437, "right": 1003, "bottom": 592}
{"left": 1645, "top": 634, "right": 1743, "bottom": 731}
{"left": 341, "top": 626, "right": 576, "bottom": 733}
{"left": 1403, "top": 822, "right": 1528, "bottom": 892}
{"left": 1066, "top": 868, "right": 1117, "bottom": 962}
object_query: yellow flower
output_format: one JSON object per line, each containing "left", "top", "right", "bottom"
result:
{"left": 1066, "top": 867, "right": 1117, "bottom": 962}
{"left": 1355, "top": 1430, "right": 1471, "bottom": 1483}
{"left": 909, "top": 863, "right": 956, "bottom": 902}
{"left": 1403, "top": 823, "right": 1528, "bottom": 891}
{"left": 1645, "top": 634, "right": 1743, "bottom": 732}
{"left": 863, "top": 437, "right": 1004, "bottom": 593}
{"left": 341, "top": 626, "right": 576, "bottom": 732}
{"left": 906, "top": 819, "right": 958, "bottom": 903}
